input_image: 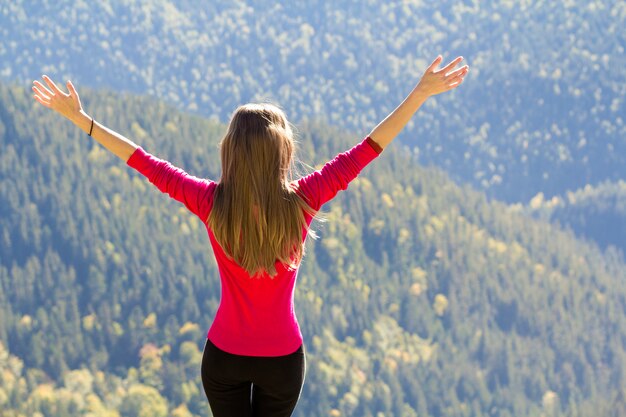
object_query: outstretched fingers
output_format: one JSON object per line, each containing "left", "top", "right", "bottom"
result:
{"left": 42, "top": 75, "right": 65, "bottom": 96}
{"left": 66, "top": 80, "right": 78, "bottom": 99}
{"left": 446, "top": 65, "right": 469, "bottom": 80}
{"left": 32, "top": 84, "right": 50, "bottom": 100}
{"left": 446, "top": 71, "right": 467, "bottom": 90}
{"left": 33, "top": 81, "right": 53, "bottom": 98}
{"left": 33, "top": 93, "right": 51, "bottom": 107}
{"left": 32, "top": 75, "right": 84, "bottom": 117}
{"left": 426, "top": 55, "right": 443, "bottom": 73}
{"left": 448, "top": 77, "right": 465, "bottom": 88}
{"left": 440, "top": 56, "right": 464, "bottom": 75}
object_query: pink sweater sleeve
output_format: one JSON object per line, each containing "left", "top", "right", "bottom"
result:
{"left": 295, "top": 137, "right": 383, "bottom": 211}
{"left": 126, "top": 147, "right": 216, "bottom": 221}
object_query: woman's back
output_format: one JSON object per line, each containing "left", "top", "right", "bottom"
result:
{"left": 125, "top": 136, "right": 383, "bottom": 356}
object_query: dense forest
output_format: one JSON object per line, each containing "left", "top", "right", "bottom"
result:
{"left": 1, "top": 0, "right": 624, "bottom": 203}
{"left": 1, "top": 82, "right": 626, "bottom": 416}
{"left": 2, "top": 1, "right": 625, "bottom": 415}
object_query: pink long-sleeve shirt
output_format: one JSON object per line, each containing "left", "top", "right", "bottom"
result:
{"left": 126, "top": 136, "right": 382, "bottom": 356}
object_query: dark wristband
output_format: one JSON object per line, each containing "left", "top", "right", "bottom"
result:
{"left": 365, "top": 136, "right": 383, "bottom": 154}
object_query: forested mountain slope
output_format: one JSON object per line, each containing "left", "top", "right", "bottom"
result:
{"left": 2, "top": 83, "right": 626, "bottom": 416}
{"left": 1, "top": 1, "right": 624, "bottom": 203}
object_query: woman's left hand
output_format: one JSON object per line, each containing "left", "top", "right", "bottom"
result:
{"left": 32, "top": 75, "right": 84, "bottom": 122}
{"left": 413, "top": 56, "right": 469, "bottom": 98}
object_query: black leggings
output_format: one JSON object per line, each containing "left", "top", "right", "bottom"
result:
{"left": 201, "top": 338, "right": 306, "bottom": 417}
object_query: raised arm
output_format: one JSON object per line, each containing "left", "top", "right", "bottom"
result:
{"left": 295, "top": 55, "right": 469, "bottom": 211}
{"left": 32, "top": 75, "right": 138, "bottom": 162}
{"left": 32, "top": 75, "right": 215, "bottom": 219}
{"left": 368, "top": 55, "right": 469, "bottom": 151}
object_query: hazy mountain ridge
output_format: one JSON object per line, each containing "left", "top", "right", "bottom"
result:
{"left": 526, "top": 180, "right": 626, "bottom": 255}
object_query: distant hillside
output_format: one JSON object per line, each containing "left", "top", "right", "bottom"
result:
{"left": 1, "top": 1, "right": 624, "bottom": 202}
{"left": 526, "top": 181, "right": 626, "bottom": 256}
{"left": 1, "top": 82, "right": 626, "bottom": 416}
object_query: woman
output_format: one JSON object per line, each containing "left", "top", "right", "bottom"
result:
{"left": 32, "top": 55, "right": 468, "bottom": 417}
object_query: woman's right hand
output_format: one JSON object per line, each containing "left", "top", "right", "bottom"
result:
{"left": 32, "top": 75, "right": 139, "bottom": 161}
{"left": 414, "top": 55, "right": 469, "bottom": 97}
{"left": 32, "top": 75, "right": 85, "bottom": 123}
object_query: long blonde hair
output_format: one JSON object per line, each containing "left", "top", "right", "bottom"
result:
{"left": 207, "top": 103, "right": 317, "bottom": 278}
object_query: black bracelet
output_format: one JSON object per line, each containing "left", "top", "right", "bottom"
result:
{"left": 88, "top": 117, "right": 94, "bottom": 136}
